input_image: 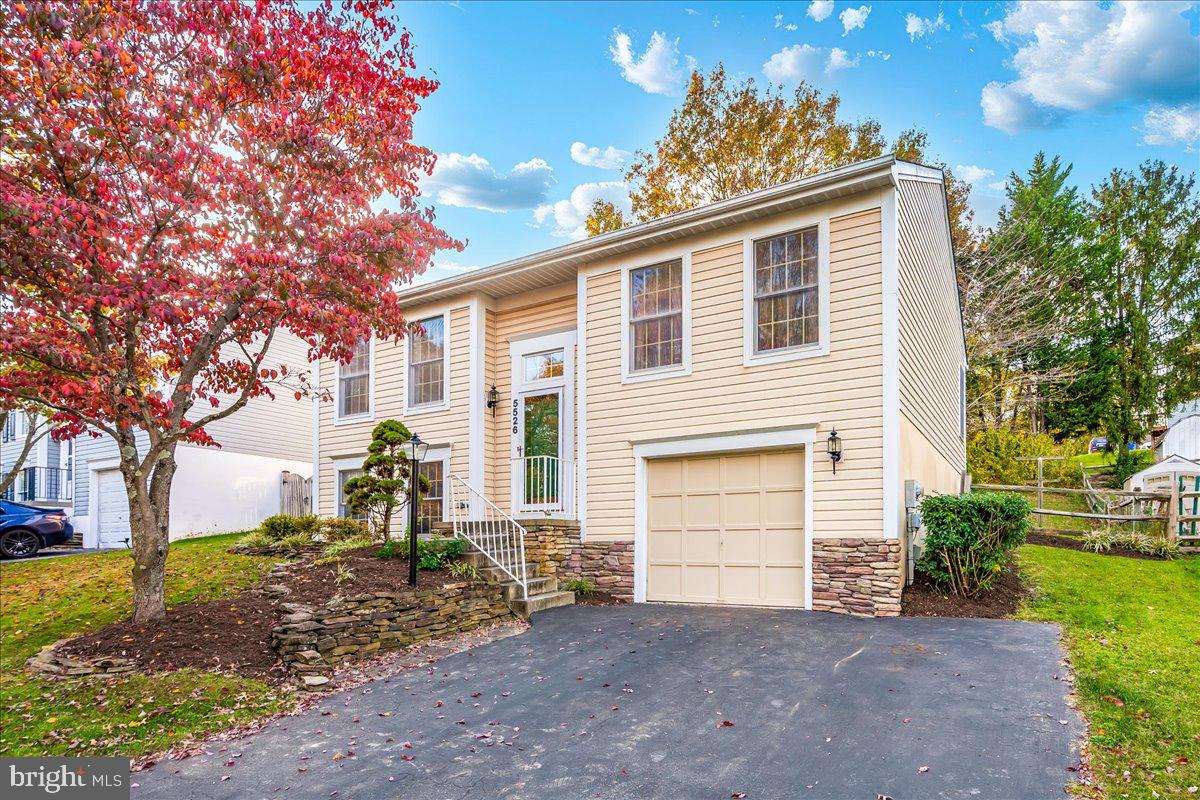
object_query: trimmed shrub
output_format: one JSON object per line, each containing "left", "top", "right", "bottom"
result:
{"left": 260, "top": 514, "right": 321, "bottom": 540}
{"left": 321, "top": 517, "right": 370, "bottom": 542}
{"left": 916, "top": 492, "right": 1031, "bottom": 597}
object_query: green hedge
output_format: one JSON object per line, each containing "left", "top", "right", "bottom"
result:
{"left": 916, "top": 492, "right": 1031, "bottom": 597}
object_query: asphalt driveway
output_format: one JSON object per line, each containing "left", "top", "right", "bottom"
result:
{"left": 133, "top": 605, "right": 1080, "bottom": 800}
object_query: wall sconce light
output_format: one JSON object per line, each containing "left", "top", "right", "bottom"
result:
{"left": 486, "top": 385, "right": 499, "bottom": 416}
{"left": 827, "top": 428, "right": 843, "bottom": 474}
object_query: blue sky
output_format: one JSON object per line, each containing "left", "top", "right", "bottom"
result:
{"left": 384, "top": 0, "right": 1200, "bottom": 284}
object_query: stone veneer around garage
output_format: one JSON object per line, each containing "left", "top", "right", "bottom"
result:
{"left": 271, "top": 580, "right": 514, "bottom": 681}
{"left": 521, "top": 520, "right": 634, "bottom": 602}
{"left": 810, "top": 538, "right": 903, "bottom": 617}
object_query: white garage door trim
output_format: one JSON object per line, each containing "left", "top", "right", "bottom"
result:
{"left": 632, "top": 426, "right": 817, "bottom": 609}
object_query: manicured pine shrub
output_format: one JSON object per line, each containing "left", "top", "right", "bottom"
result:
{"left": 916, "top": 492, "right": 1031, "bottom": 597}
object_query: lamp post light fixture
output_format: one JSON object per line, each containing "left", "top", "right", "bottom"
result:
{"left": 827, "top": 428, "right": 843, "bottom": 475}
{"left": 486, "top": 385, "right": 499, "bottom": 416}
{"left": 407, "top": 433, "right": 428, "bottom": 586}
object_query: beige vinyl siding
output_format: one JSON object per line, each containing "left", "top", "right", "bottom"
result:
{"left": 896, "top": 178, "right": 966, "bottom": 475}
{"left": 488, "top": 284, "right": 577, "bottom": 514}
{"left": 585, "top": 205, "right": 885, "bottom": 542}
{"left": 317, "top": 305, "right": 472, "bottom": 516}
{"left": 201, "top": 331, "right": 312, "bottom": 462}
{"left": 483, "top": 308, "right": 498, "bottom": 501}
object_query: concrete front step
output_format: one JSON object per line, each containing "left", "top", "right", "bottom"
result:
{"left": 499, "top": 575, "right": 558, "bottom": 601}
{"left": 509, "top": 590, "right": 575, "bottom": 618}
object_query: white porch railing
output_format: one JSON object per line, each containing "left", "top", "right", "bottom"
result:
{"left": 448, "top": 474, "right": 528, "bottom": 600}
{"left": 514, "top": 455, "right": 576, "bottom": 517}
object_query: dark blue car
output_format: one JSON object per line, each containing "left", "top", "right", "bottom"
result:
{"left": 0, "top": 500, "right": 73, "bottom": 559}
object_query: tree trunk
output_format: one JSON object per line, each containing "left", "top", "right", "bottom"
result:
{"left": 122, "top": 439, "right": 178, "bottom": 623}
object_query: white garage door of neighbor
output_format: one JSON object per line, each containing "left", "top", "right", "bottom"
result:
{"left": 647, "top": 449, "right": 806, "bottom": 607}
{"left": 96, "top": 470, "right": 132, "bottom": 548}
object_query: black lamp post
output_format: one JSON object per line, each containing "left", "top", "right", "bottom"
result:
{"left": 407, "top": 433, "right": 428, "bottom": 586}
{"left": 827, "top": 428, "right": 843, "bottom": 475}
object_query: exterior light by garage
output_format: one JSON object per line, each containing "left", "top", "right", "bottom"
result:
{"left": 486, "top": 384, "right": 499, "bottom": 416}
{"left": 827, "top": 428, "right": 843, "bottom": 474}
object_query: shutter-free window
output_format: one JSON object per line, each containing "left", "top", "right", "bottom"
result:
{"left": 409, "top": 316, "right": 445, "bottom": 407}
{"left": 753, "top": 227, "right": 819, "bottom": 352}
{"left": 339, "top": 339, "right": 371, "bottom": 417}
{"left": 629, "top": 260, "right": 683, "bottom": 372}
{"left": 417, "top": 460, "right": 444, "bottom": 532}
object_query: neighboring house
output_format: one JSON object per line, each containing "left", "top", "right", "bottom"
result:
{"left": 315, "top": 155, "right": 967, "bottom": 616}
{"left": 1155, "top": 400, "right": 1200, "bottom": 462}
{"left": 72, "top": 333, "right": 314, "bottom": 548}
{"left": 1, "top": 412, "right": 73, "bottom": 510}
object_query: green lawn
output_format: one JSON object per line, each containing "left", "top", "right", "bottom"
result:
{"left": 1017, "top": 545, "right": 1200, "bottom": 799}
{"left": 0, "top": 534, "right": 291, "bottom": 759}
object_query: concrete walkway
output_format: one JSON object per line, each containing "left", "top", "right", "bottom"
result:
{"left": 134, "top": 604, "right": 1080, "bottom": 800}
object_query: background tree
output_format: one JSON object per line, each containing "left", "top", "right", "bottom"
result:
{"left": 343, "top": 420, "right": 425, "bottom": 542}
{"left": 960, "top": 154, "right": 1094, "bottom": 434}
{"left": 591, "top": 64, "right": 974, "bottom": 252}
{"left": 0, "top": 0, "right": 456, "bottom": 621}
{"left": 584, "top": 199, "right": 625, "bottom": 237}
{"left": 1091, "top": 161, "right": 1200, "bottom": 469}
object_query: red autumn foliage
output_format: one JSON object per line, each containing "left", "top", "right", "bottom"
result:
{"left": 0, "top": 0, "right": 457, "bottom": 620}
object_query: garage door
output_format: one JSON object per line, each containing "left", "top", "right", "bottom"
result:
{"left": 96, "top": 469, "right": 132, "bottom": 548}
{"left": 647, "top": 450, "right": 806, "bottom": 607}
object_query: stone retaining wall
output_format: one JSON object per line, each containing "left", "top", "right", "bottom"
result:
{"left": 811, "top": 538, "right": 903, "bottom": 617}
{"left": 271, "top": 581, "right": 513, "bottom": 686}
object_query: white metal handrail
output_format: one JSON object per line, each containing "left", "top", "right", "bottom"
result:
{"left": 449, "top": 474, "right": 528, "bottom": 600}
{"left": 513, "top": 455, "right": 575, "bottom": 517}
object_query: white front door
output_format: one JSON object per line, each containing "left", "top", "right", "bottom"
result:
{"left": 96, "top": 469, "right": 132, "bottom": 548}
{"left": 510, "top": 331, "right": 575, "bottom": 516}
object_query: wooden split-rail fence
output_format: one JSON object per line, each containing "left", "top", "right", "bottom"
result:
{"left": 971, "top": 476, "right": 1200, "bottom": 547}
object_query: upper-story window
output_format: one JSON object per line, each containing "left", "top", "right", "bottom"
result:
{"left": 629, "top": 259, "right": 684, "bottom": 373}
{"left": 338, "top": 338, "right": 371, "bottom": 419}
{"left": 752, "top": 226, "right": 819, "bottom": 353}
{"left": 408, "top": 315, "right": 445, "bottom": 408}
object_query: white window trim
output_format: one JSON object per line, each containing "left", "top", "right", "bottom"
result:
{"left": 413, "top": 445, "right": 451, "bottom": 525}
{"left": 742, "top": 218, "right": 831, "bottom": 366}
{"left": 630, "top": 425, "right": 817, "bottom": 609}
{"left": 333, "top": 336, "right": 375, "bottom": 426}
{"left": 620, "top": 251, "right": 692, "bottom": 384}
{"left": 331, "top": 455, "right": 367, "bottom": 518}
{"left": 403, "top": 312, "right": 451, "bottom": 416}
{"left": 509, "top": 329, "right": 576, "bottom": 518}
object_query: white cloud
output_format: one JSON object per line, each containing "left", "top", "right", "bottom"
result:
{"left": 685, "top": 7, "right": 699, "bottom": 14}
{"left": 764, "top": 44, "right": 862, "bottom": 82}
{"left": 774, "top": 13, "right": 783, "bottom": 28}
{"left": 987, "top": 180, "right": 1008, "bottom": 192}
{"left": 954, "top": 164, "right": 995, "bottom": 186}
{"left": 785, "top": 23, "right": 798, "bottom": 31}
{"left": 839, "top": 5, "right": 871, "bottom": 35}
{"left": 807, "top": 0, "right": 834, "bottom": 23}
{"left": 868, "top": 49, "right": 891, "bottom": 61}
{"left": 534, "top": 182, "right": 631, "bottom": 239}
{"left": 905, "top": 11, "right": 948, "bottom": 41}
{"left": 570, "top": 141, "right": 632, "bottom": 170}
{"left": 982, "top": 1, "right": 1200, "bottom": 135}
{"left": 609, "top": 29, "right": 684, "bottom": 95}
{"left": 1140, "top": 103, "right": 1200, "bottom": 150}
{"left": 827, "top": 48, "right": 860, "bottom": 73}
{"left": 763, "top": 44, "right": 826, "bottom": 83}
{"left": 423, "top": 153, "right": 553, "bottom": 212}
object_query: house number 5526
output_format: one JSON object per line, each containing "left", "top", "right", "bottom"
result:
{"left": 511, "top": 399, "right": 519, "bottom": 435}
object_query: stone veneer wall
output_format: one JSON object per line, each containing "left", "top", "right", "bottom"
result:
{"left": 521, "top": 520, "right": 634, "bottom": 602}
{"left": 810, "top": 538, "right": 903, "bottom": 617}
{"left": 271, "top": 581, "right": 513, "bottom": 680}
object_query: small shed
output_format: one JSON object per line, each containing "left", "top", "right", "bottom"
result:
{"left": 1125, "top": 453, "right": 1200, "bottom": 493}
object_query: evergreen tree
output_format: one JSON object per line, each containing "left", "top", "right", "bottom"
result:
{"left": 344, "top": 420, "right": 429, "bottom": 542}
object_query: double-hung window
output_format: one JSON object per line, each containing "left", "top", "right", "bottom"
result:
{"left": 752, "top": 226, "right": 819, "bottom": 354}
{"left": 408, "top": 315, "right": 446, "bottom": 408}
{"left": 337, "top": 467, "right": 364, "bottom": 520}
{"left": 416, "top": 460, "right": 444, "bottom": 532}
{"left": 338, "top": 339, "right": 371, "bottom": 419}
{"left": 629, "top": 259, "right": 684, "bottom": 373}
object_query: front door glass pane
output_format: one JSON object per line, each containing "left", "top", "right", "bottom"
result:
{"left": 522, "top": 392, "right": 560, "bottom": 505}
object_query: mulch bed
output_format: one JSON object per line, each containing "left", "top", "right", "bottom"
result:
{"left": 574, "top": 590, "right": 625, "bottom": 607}
{"left": 60, "top": 548, "right": 453, "bottom": 680}
{"left": 901, "top": 565, "right": 1026, "bottom": 619}
{"left": 1026, "top": 531, "right": 1166, "bottom": 561}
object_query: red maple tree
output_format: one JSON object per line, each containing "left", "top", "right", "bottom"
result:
{"left": 0, "top": 0, "right": 457, "bottom": 620}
